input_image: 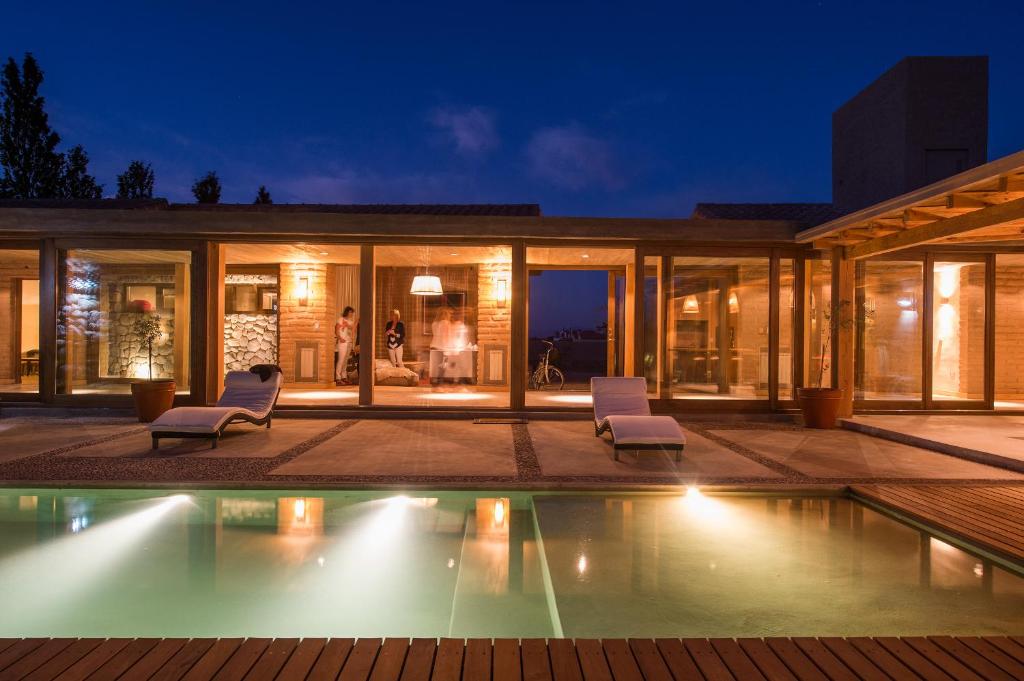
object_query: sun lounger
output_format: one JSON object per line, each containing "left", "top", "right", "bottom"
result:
{"left": 591, "top": 376, "right": 686, "bottom": 461}
{"left": 149, "top": 365, "right": 283, "bottom": 450}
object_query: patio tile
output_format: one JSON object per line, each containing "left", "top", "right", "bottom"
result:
{"left": 269, "top": 420, "right": 516, "bottom": 476}
{"left": 528, "top": 421, "right": 783, "bottom": 479}
{"left": 58, "top": 418, "right": 335, "bottom": 459}
{"left": 708, "top": 428, "right": 1024, "bottom": 479}
{"left": 0, "top": 417, "right": 140, "bottom": 463}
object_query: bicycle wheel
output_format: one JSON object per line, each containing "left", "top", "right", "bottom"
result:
{"left": 528, "top": 369, "right": 540, "bottom": 390}
{"left": 544, "top": 366, "right": 565, "bottom": 390}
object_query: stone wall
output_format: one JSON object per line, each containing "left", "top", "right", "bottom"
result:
{"left": 107, "top": 312, "right": 175, "bottom": 379}
{"left": 224, "top": 314, "right": 278, "bottom": 372}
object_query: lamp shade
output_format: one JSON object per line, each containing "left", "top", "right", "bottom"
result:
{"left": 410, "top": 275, "right": 443, "bottom": 296}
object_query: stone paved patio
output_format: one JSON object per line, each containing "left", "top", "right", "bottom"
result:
{"left": 0, "top": 415, "right": 1022, "bottom": 488}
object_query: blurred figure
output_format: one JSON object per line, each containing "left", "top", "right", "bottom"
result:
{"left": 429, "top": 307, "right": 452, "bottom": 387}
{"left": 385, "top": 308, "right": 405, "bottom": 367}
{"left": 335, "top": 306, "right": 355, "bottom": 385}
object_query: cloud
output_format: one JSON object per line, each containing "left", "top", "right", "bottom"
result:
{"left": 526, "top": 124, "right": 621, "bottom": 191}
{"left": 429, "top": 106, "right": 499, "bottom": 155}
{"left": 272, "top": 165, "right": 480, "bottom": 204}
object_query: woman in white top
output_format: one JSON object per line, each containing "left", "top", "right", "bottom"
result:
{"left": 335, "top": 306, "right": 356, "bottom": 384}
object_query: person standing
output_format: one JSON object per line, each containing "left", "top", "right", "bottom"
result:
{"left": 335, "top": 306, "right": 356, "bottom": 385}
{"left": 385, "top": 309, "right": 405, "bottom": 367}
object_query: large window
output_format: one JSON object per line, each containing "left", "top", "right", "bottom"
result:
{"left": 855, "top": 260, "right": 923, "bottom": 401}
{"left": 803, "top": 257, "right": 832, "bottom": 390}
{"left": 373, "top": 245, "right": 511, "bottom": 408}
{"left": 932, "top": 260, "right": 986, "bottom": 403}
{"left": 995, "top": 254, "right": 1024, "bottom": 409}
{"left": 57, "top": 249, "right": 192, "bottom": 395}
{"left": 0, "top": 249, "right": 40, "bottom": 396}
{"left": 667, "top": 257, "right": 770, "bottom": 399}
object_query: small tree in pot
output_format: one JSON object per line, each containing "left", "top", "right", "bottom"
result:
{"left": 797, "top": 299, "right": 853, "bottom": 428}
{"left": 128, "top": 305, "right": 176, "bottom": 422}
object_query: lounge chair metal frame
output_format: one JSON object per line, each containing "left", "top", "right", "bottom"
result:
{"left": 150, "top": 364, "right": 282, "bottom": 450}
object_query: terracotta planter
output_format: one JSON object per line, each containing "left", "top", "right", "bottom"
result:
{"left": 797, "top": 387, "right": 843, "bottom": 429}
{"left": 131, "top": 379, "right": 176, "bottom": 423}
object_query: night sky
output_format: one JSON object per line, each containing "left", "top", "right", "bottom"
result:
{"left": 4, "top": 1, "right": 1022, "bottom": 336}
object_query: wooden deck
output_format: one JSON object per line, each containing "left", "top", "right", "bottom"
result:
{"left": 850, "top": 485, "right": 1024, "bottom": 565}
{"left": 3, "top": 637, "right": 1024, "bottom": 681}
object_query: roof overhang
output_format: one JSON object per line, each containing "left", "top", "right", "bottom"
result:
{"left": 796, "top": 149, "right": 1024, "bottom": 258}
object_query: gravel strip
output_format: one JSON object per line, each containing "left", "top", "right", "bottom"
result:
{"left": 511, "top": 423, "right": 542, "bottom": 480}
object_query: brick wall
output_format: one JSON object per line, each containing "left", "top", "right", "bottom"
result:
{"left": 995, "top": 263, "right": 1024, "bottom": 399}
{"left": 476, "top": 261, "right": 512, "bottom": 385}
{"left": 278, "top": 263, "right": 337, "bottom": 386}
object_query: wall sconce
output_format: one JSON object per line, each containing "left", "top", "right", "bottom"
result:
{"left": 728, "top": 290, "right": 739, "bottom": 314}
{"left": 296, "top": 276, "right": 310, "bottom": 306}
{"left": 494, "top": 275, "right": 510, "bottom": 307}
{"left": 683, "top": 295, "right": 700, "bottom": 314}
{"left": 895, "top": 292, "right": 917, "bottom": 312}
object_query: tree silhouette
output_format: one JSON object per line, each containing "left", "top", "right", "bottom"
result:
{"left": 0, "top": 53, "right": 64, "bottom": 198}
{"left": 59, "top": 145, "right": 103, "bottom": 199}
{"left": 191, "top": 171, "right": 221, "bottom": 204}
{"left": 117, "top": 160, "right": 155, "bottom": 199}
{"left": 254, "top": 185, "right": 272, "bottom": 204}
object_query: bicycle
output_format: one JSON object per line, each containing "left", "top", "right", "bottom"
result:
{"left": 529, "top": 340, "right": 565, "bottom": 390}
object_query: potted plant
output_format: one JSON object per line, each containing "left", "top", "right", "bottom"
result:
{"left": 128, "top": 307, "right": 176, "bottom": 422}
{"left": 797, "top": 299, "right": 851, "bottom": 428}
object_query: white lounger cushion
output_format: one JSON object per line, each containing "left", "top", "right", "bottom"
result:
{"left": 149, "top": 371, "right": 282, "bottom": 435}
{"left": 602, "top": 415, "right": 686, "bottom": 447}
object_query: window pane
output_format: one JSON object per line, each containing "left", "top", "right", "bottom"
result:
{"left": 996, "top": 254, "right": 1024, "bottom": 409}
{"left": 0, "top": 249, "right": 40, "bottom": 396}
{"left": 643, "top": 255, "right": 661, "bottom": 395}
{"left": 58, "top": 249, "right": 191, "bottom": 395}
{"left": 374, "top": 245, "right": 511, "bottom": 408}
{"left": 668, "top": 257, "right": 769, "bottom": 399}
{"left": 856, "top": 260, "right": 923, "bottom": 400}
{"left": 804, "top": 258, "right": 832, "bottom": 389}
{"left": 779, "top": 258, "right": 796, "bottom": 400}
{"left": 933, "top": 261, "right": 985, "bottom": 402}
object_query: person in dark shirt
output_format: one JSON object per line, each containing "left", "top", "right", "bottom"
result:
{"left": 384, "top": 309, "right": 406, "bottom": 367}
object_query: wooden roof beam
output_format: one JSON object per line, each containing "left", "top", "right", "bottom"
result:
{"left": 846, "top": 196, "right": 1024, "bottom": 259}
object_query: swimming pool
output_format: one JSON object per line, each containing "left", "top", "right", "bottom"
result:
{"left": 1, "top": 488, "right": 1021, "bottom": 638}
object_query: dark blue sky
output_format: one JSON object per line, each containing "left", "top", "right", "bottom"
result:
{"left": 3, "top": 1, "right": 1023, "bottom": 215}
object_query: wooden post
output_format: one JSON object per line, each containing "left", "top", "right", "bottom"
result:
{"left": 39, "top": 239, "right": 57, "bottom": 403}
{"left": 205, "top": 243, "right": 225, "bottom": 405}
{"left": 659, "top": 255, "right": 671, "bottom": 399}
{"left": 606, "top": 272, "right": 616, "bottom": 376}
{"left": 832, "top": 247, "right": 855, "bottom": 417}
{"left": 984, "top": 253, "right": 996, "bottom": 409}
{"left": 358, "top": 244, "right": 375, "bottom": 407}
{"left": 510, "top": 241, "right": 527, "bottom": 411}
{"left": 768, "top": 253, "right": 780, "bottom": 409}
{"left": 629, "top": 250, "right": 643, "bottom": 378}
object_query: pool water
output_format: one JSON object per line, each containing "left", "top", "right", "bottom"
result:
{"left": 1, "top": 488, "right": 1022, "bottom": 638}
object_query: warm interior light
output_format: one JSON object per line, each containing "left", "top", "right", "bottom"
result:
{"left": 685, "top": 485, "right": 702, "bottom": 499}
{"left": 896, "top": 292, "right": 917, "bottom": 312}
{"left": 494, "top": 275, "right": 509, "bottom": 307}
{"left": 936, "top": 265, "right": 961, "bottom": 300}
{"left": 577, "top": 554, "right": 588, "bottom": 575}
{"left": 581, "top": 253, "right": 590, "bottom": 259}
{"left": 293, "top": 498, "right": 307, "bottom": 521}
{"left": 297, "top": 276, "right": 310, "bottom": 306}
{"left": 728, "top": 291, "right": 739, "bottom": 314}
{"left": 683, "top": 295, "right": 700, "bottom": 314}
{"left": 410, "top": 275, "right": 443, "bottom": 296}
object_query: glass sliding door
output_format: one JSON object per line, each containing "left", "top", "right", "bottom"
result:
{"left": 931, "top": 259, "right": 987, "bottom": 404}
{"left": 803, "top": 257, "right": 832, "bottom": 390}
{"left": 0, "top": 249, "right": 41, "bottom": 397}
{"left": 667, "top": 257, "right": 770, "bottom": 400}
{"left": 57, "top": 249, "right": 192, "bottom": 396}
{"left": 995, "top": 254, "right": 1024, "bottom": 409}
{"left": 855, "top": 259, "right": 924, "bottom": 402}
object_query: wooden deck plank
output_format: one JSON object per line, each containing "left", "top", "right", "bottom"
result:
{"left": 493, "top": 639, "right": 522, "bottom": 681}
{"left": 763, "top": 639, "right": 827, "bottom": 681}
{"left": 681, "top": 639, "right": 735, "bottom": 681}
{"left": 956, "top": 637, "right": 1024, "bottom": 678}
{"left": 0, "top": 639, "right": 46, "bottom": 674}
{"left": 210, "top": 638, "right": 271, "bottom": 681}
{"left": 368, "top": 638, "right": 410, "bottom": 681}
{"left": 275, "top": 638, "right": 326, "bottom": 681}
{"left": 653, "top": 639, "right": 702, "bottom": 681}
{"left": 150, "top": 639, "right": 217, "bottom": 681}
{"left": 790, "top": 638, "right": 858, "bottom": 681}
{"left": 431, "top": 639, "right": 464, "bottom": 681}
{"left": 600, "top": 640, "right": 642, "bottom": 681}
{"left": 0, "top": 642, "right": 17, "bottom": 658}
{"left": 58, "top": 639, "right": 133, "bottom": 681}
{"left": 573, "top": 640, "right": 610, "bottom": 681}
{"left": 308, "top": 639, "right": 356, "bottom": 681}
{"left": 873, "top": 637, "right": 955, "bottom": 681}
{"left": 89, "top": 637, "right": 161, "bottom": 681}
{"left": 115, "top": 638, "right": 188, "bottom": 681}
{"left": 547, "top": 640, "right": 582, "bottom": 681}
{"left": 735, "top": 639, "right": 798, "bottom": 681}
{"left": 898, "top": 487, "right": 1024, "bottom": 542}
{"left": 845, "top": 638, "right": 919, "bottom": 681}
{"left": 928, "top": 637, "right": 1017, "bottom": 681}
{"left": 521, "top": 639, "right": 552, "bottom": 681}
{"left": 626, "top": 640, "right": 673, "bottom": 681}
{"left": 178, "top": 638, "right": 244, "bottom": 681}
{"left": 242, "top": 638, "right": 299, "bottom": 681}
{"left": 399, "top": 639, "right": 437, "bottom": 681}
{"left": 22, "top": 638, "right": 104, "bottom": 681}
{"left": 985, "top": 637, "right": 1024, "bottom": 665}
{"left": 338, "top": 638, "right": 383, "bottom": 681}
{"left": 816, "top": 638, "right": 891, "bottom": 681}
{"left": 709, "top": 638, "right": 766, "bottom": 681}
{"left": 0, "top": 637, "right": 73, "bottom": 681}
{"left": 464, "top": 639, "right": 493, "bottom": 681}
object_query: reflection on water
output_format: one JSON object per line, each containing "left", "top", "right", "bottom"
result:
{"left": 0, "top": 489, "right": 1021, "bottom": 638}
